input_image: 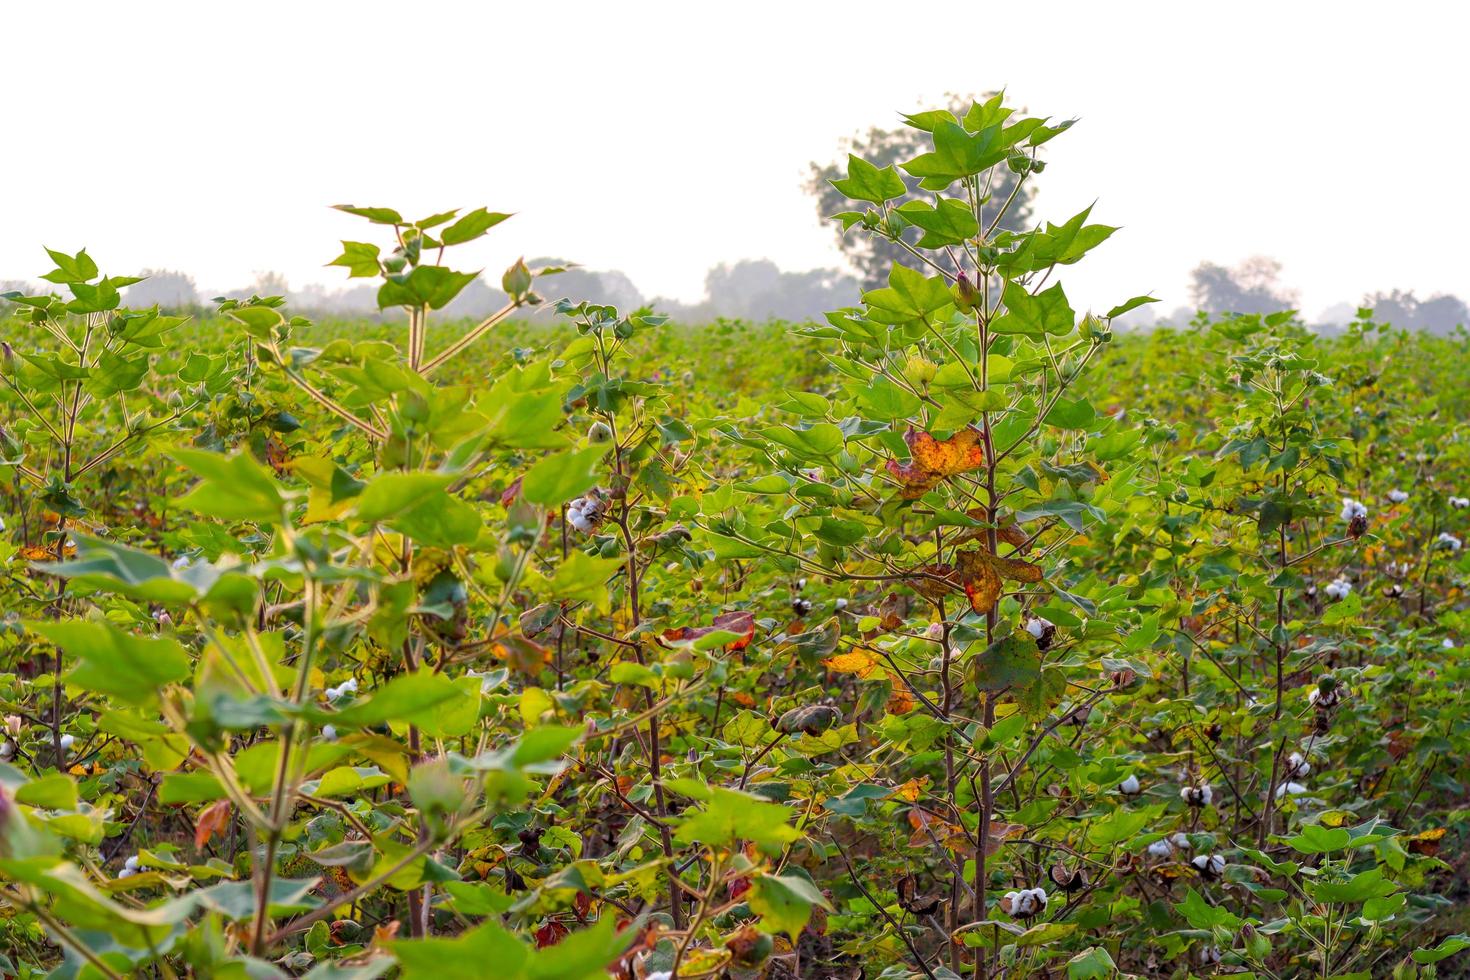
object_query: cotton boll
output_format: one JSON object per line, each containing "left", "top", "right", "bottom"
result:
{"left": 1436, "top": 532, "right": 1463, "bottom": 552}
{"left": 1286, "top": 751, "right": 1310, "bottom": 778}
{"left": 1324, "top": 577, "right": 1352, "bottom": 601}
{"left": 1388, "top": 489, "right": 1408, "bottom": 503}
{"left": 645, "top": 972, "right": 673, "bottom": 980}
{"left": 339, "top": 678, "right": 357, "bottom": 694}
{"left": 124, "top": 855, "right": 140, "bottom": 871}
{"left": 1340, "top": 498, "right": 1368, "bottom": 522}
{"left": 172, "top": 555, "right": 192, "bottom": 569}
{"left": 1171, "top": 832, "right": 1192, "bottom": 851}
{"left": 1147, "top": 839, "right": 1173, "bottom": 859}
{"left": 58, "top": 734, "right": 75, "bottom": 751}
{"left": 1025, "top": 616, "right": 1057, "bottom": 650}
{"left": 1119, "top": 774, "right": 1141, "bottom": 796}
{"left": 1444, "top": 638, "right": 1456, "bottom": 649}
{"left": 1450, "top": 496, "right": 1470, "bottom": 509}
{"left": 1180, "top": 783, "right": 1213, "bottom": 807}
{"left": 0, "top": 741, "right": 12, "bottom": 760}
{"left": 321, "top": 725, "right": 338, "bottom": 741}
{"left": 1275, "top": 781, "right": 1308, "bottom": 799}
{"left": 117, "top": 867, "right": 136, "bottom": 879}
{"left": 835, "top": 598, "right": 849, "bottom": 611}
{"left": 1191, "top": 854, "right": 1226, "bottom": 879}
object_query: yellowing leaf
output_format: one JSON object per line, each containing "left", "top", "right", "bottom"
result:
{"left": 823, "top": 648, "right": 882, "bottom": 678}
{"left": 886, "top": 426, "right": 986, "bottom": 498}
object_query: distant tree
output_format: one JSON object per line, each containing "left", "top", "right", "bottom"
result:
{"left": 1364, "top": 288, "right": 1468, "bottom": 334}
{"left": 703, "top": 259, "right": 857, "bottom": 321}
{"left": 806, "top": 93, "right": 1038, "bottom": 290}
{"left": 1188, "top": 256, "right": 1298, "bottom": 315}
{"left": 527, "top": 258, "right": 645, "bottom": 311}
{"left": 124, "top": 269, "right": 200, "bottom": 310}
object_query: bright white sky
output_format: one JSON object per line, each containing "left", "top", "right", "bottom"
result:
{"left": 3, "top": 1, "right": 1466, "bottom": 318}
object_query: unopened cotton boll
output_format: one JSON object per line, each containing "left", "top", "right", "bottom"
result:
{"left": 1192, "top": 854, "right": 1226, "bottom": 879}
{"left": 1388, "top": 489, "right": 1409, "bottom": 503}
{"left": 1119, "top": 774, "right": 1141, "bottom": 796}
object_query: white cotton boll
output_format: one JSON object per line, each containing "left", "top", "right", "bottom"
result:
{"left": 1119, "top": 774, "right": 1141, "bottom": 796}
{"left": 1324, "top": 577, "right": 1352, "bottom": 600}
{"left": 1192, "top": 854, "right": 1226, "bottom": 878}
{"left": 1180, "top": 783, "right": 1212, "bottom": 807}
{"left": 1388, "top": 489, "right": 1409, "bottom": 503}
{"left": 339, "top": 678, "right": 357, "bottom": 694}
{"left": 835, "top": 598, "right": 848, "bottom": 610}
{"left": 172, "top": 555, "right": 191, "bottom": 569}
{"left": 0, "top": 517, "right": 5, "bottom": 532}
{"left": 124, "top": 855, "right": 140, "bottom": 871}
{"left": 1340, "top": 498, "right": 1368, "bottom": 522}
{"left": 1451, "top": 496, "right": 1470, "bottom": 509}
{"left": 58, "top": 734, "right": 75, "bottom": 751}
{"left": 1436, "top": 532, "right": 1463, "bottom": 552}
{"left": 1197, "top": 945, "right": 1222, "bottom": 966}
{"left": 1147, "top": 839, "right": 1173, "bottom": 858}
{"left": 0, "top": 741, "right": 12, "bottom": 760}
{"left": 1171, "top": 832, "right": 1192, "bottom": 850}
{"left": 645, "top": 973, "right": 673, "bottom": 980}
{"left": 1286, "top": 752, "right": 1310, "bottom": 778}
{"left": 1026, "top": 617, "right": 1053, "bottom": 639}
{"left": 1444, "top": 638, "right": 1456, "bottom": 649}
{"left": 117, "top": 867, "right": 135, "bottom": 879}
{"left": 1276, "top": 781, "right": 1308, "bottom": 799}
{"left": 321, "top": 725, "right": 338, "bottom": 741}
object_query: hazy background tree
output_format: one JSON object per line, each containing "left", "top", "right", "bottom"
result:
{"left": 1364, "top": 288, "right": 1468, "bottom": 334}
{"left": 123, "top": 269, "right": 201, "bottom": 310}
{"left": 528, "top": 258, "right": 646, "bottom": 311}
{"left": 806, "top": 92, "right": 1038, "bottom": 290}
{"left": 1188, "top": 255, "right": 1299, "bottom": 315}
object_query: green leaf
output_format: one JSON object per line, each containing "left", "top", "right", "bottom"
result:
{"left": 748, "top": 872, "right": 833, "bottom": 937}
{"left": 29, "top": 620, "right": 191, "bottom": 706}
{"left": 173, "top": 448, "right": 289, "bottom": 525}
{"left": 329, "top": 241, "right": 381, "bottom": 278}
{"left": 522, "top": 445, "right": 611, "bottom": 507}
{"left": 378, "top": 266, "right": 480, "bottom": 311}
{"left": 861, "top": 264, "right": 953, "bottom": 326}
{"left": 831, "top": 154, "right": 907, "bottom": 204}
{"left": 671, "top": 786, "right": 802, "bottom": 855}
{"left": 993, "top": 281, "right": 1074, "bottom": 338}
{"left": 969, "top": 634, "right": 1041, "bottom": 692}
{"left": 1286, "top": 824, "right": 1351, "bottom": 854}
{"left": 15, "top": 773, "right": 78, "bottom": 810}
{"left": 1413, "top": 935, "right": 1470, "bottom": 964}
{"left": 1066, "top": 945, "right": 1117, "bottom": 979}
{"left": 440, "top": 208, "right": 512, "bottom": 246}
